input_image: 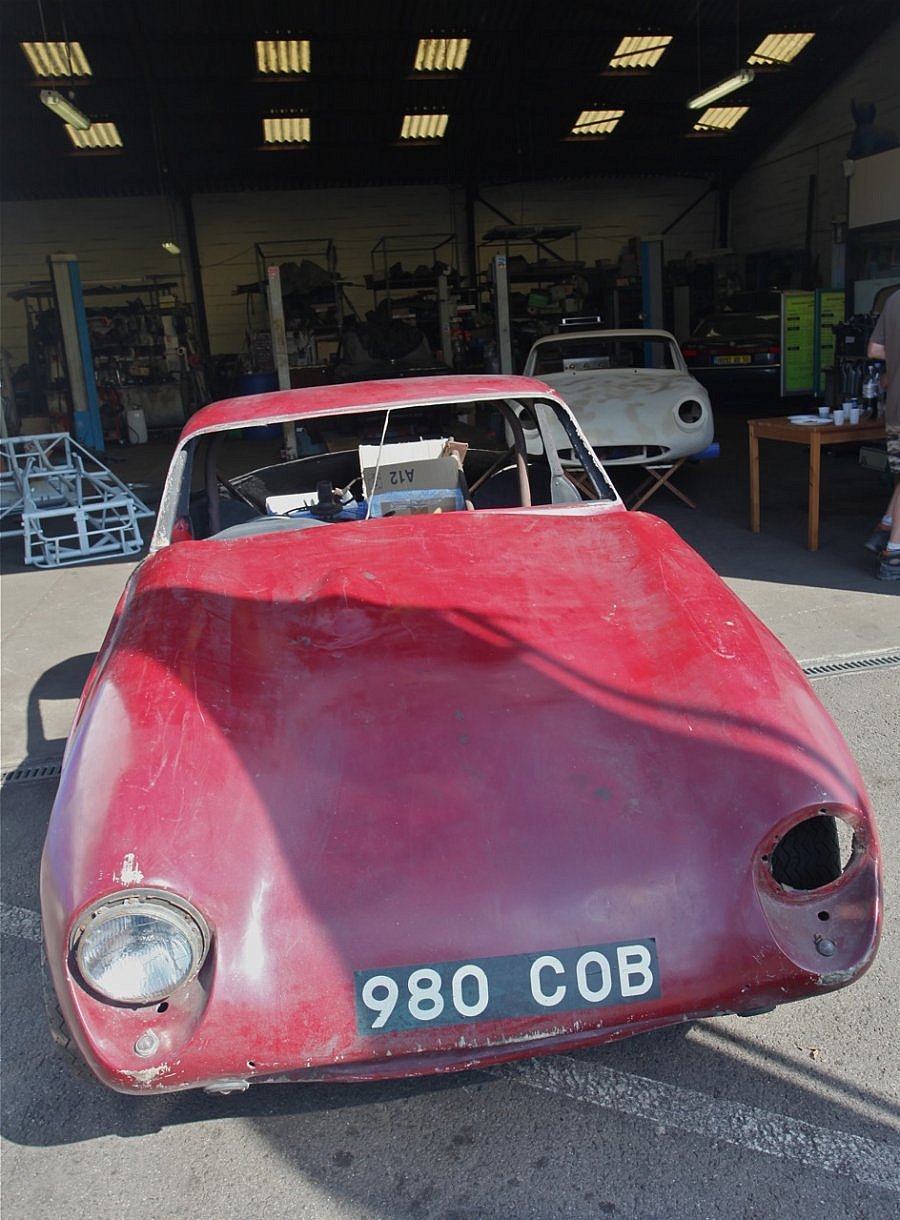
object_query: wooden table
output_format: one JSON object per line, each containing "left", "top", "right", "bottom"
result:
{"left": 748, "top": 415, "right": 886, "bottom": 551}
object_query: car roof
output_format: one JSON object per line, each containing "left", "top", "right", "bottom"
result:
{"left": 529, "top": 329, "right": 677, "bottom": 346}
{"left": 699, "top": 309, "right": 780, "bottom": 319}
{"left": 179, "top": 374, "right": 564, "bottom": 442}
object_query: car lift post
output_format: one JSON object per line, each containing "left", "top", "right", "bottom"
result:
{"left": 491, "top": 255, "right": 514, "bottom": 374}
{"left": 640, "top": 237, "right": 664, "bottom": 331}
{"left": 436, "top": 272, "right": 453, "bottom": 366}
{"left": 265, "top": 262, "right": 298, "bottom": 458}
{"left": 47, "top": 253, "right": 104, "bottom": 452}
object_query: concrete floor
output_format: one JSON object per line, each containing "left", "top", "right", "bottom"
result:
{"left": 1, "top": 397, "right": 898, "bottom": 1220}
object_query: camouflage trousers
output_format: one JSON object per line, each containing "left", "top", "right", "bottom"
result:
{"left": 888, "top": 425, "right": 900, "bottom": 474}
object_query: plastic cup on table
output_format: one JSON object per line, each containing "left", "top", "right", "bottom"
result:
{"left": 818, "top": 405, "right": 831, "bottom": 419}
{"left": 849, "top": 407, "right": 861, "bottom": 424}
{"left": 833, "top": 408, "right": 845, "bottom": 426}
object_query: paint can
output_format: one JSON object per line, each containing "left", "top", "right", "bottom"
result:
{"left": 126, "top": 407, "right": 148, "bottom": 445}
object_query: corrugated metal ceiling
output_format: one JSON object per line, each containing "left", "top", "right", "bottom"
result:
{"left": 0, "top": 0, "right": 895, "bottom": 200}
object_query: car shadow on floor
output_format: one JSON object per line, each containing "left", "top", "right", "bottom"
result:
{"left": 20, "top": 654, "right": 96, "bottom": 764}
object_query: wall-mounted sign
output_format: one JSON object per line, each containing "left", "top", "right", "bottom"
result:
{"left": 816, "top": 290, "right": 846, "bottom": 395}
{"left": 781, "top": 291, "right": 816, "bottom": 396}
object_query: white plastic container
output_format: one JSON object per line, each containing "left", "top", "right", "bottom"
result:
{"left": 126, "top": 407, "right": 148, "bottom": 445}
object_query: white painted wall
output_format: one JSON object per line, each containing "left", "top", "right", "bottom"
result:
{"left": 1, "top": 176, "right": 717, "bottom": 367}
{"left": 192, "top": 184, "right": 466, "bottom": 361}
{"left": 848, "top": 146, "right": 900, "bottom": 229}
{"left": 0, "top": 196, "right": 194, "bottom": 370}
{"left": 730, "top": 18, "right": 900, "bottom": 279}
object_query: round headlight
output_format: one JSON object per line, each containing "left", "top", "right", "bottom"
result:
{"left": 677, "top": 399, "right": 705, "bottom": 425}
{"left": 74, "top": 892, "right": 209, "bottom": 1005}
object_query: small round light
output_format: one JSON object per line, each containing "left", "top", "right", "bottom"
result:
{"left": 74, "top": 893, "right": 208, "bottom": 1005}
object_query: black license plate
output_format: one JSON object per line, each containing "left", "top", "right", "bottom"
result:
{"left": 354, "top": 938, "right": 660, "bottom": 1035}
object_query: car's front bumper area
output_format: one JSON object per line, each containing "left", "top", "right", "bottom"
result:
{"left": 55, "top": 953, "right": 871, "bottom": 1095}
{"left": 50, "top": 877, "right": 880, "bottom": 1096}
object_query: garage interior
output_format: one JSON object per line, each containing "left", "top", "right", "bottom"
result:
{"left": 2, "top": 7, "right": 899, "bottom": 1211}
{"left": 1, "top": 1, "right": 899, "bottom": 556}
{"left": 1, "top": 2, "right": 898, "bottom": 434}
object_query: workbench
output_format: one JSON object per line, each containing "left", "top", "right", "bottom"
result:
{"left": 748, "top": 415, "right": 886, "bottom": 551}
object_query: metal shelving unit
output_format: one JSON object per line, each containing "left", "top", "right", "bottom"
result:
{"left": 8, "top": 276, "right": 198, "bottom": 439}
{"left": 232, "top": 240, "right": 347, "bottom": 387}
{"left": 368, "top": 234, "right": 456, "bottom": 297}
{"left": 477, "top": 225, "right": 585, "bottom": 373}
{"left": 366, "top": 234, "right": 459, "bottom": 364}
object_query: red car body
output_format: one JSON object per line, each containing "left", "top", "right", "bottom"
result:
{"left": 40, "top": 375, "right": 881, "bottom": 1094}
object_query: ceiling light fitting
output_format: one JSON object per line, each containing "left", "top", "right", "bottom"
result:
{"left": 608, "top": 35, "right": 672, "bottom": 70}
{"left": 413, "top": 38, "right": 470, "bottom": 73}
{"left": 40, "top": 87, "right": 90, "bottom": 129}
{"left": 161, "top": 241, "right": 181, "bottom": 255}
{"left": 256, "top": 39, "right": 310, "bottom": 75}
{"left": 67, "top": 121, "right": 122, "bottom": 149}
{"left": 21, "top": 39, "right": 91, "bottom": 77}
{"left": 692, "top": 105, "right": 749, "bottom": 133}
{"left": 400, "top": 113, "right": 448, "bottom": 141}
{"left": 571, "top": 110, "right": 624, "bottom": 136}
{"left": 687, "top": 68, "right": 754, "bottom": 110}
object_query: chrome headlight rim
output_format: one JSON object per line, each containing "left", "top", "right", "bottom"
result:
{"left": 70, "top": 888, "right": 210, "bottom": 1006}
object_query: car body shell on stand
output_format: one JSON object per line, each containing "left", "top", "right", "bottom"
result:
{"left": 523, "top": 329, "right": 714, "bottom": 464}
{"left": 40, "top": 374, "right": 881, "bottom": 1094}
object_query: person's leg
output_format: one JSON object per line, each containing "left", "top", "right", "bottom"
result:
{"left": 865, "top": 430, "right": 898, "bottom": 551}
{"left": 876, "top": 438, "right": 900, "bottom": 579}
{"left": 884, "top": 482, "right": 900, "bottom": 544}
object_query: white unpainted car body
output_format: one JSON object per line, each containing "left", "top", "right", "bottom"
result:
{"left": 523, "top": 329, "right": 714, "bottom": 465}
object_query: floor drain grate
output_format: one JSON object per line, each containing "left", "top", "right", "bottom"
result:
{"left": 802, "top": 652, "right": 900, "bottom": 679}
{"left": 1, "top": 758, "right": 63, "bottom": 786}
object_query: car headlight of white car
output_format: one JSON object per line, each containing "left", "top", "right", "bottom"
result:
{"left": 72, "top": 890, "right": 210, "bottom": 1005}
{"left": 676, "top": 399, "right": 707, "bottom": 426}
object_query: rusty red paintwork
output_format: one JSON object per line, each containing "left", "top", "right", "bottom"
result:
{"left": 40, "top": 376, "right": 881, "bottom": 1093}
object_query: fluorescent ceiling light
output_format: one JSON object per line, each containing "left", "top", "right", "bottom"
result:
{"left": 571, "top": 109, "right": 624, "bottom": 136}
{"left": 691, "top": 106, "right": 749, "bottom": 133}
{"left": 263, "top": 116, "right": 311, "bottom": 144}
{"left": 66, "top": 122, "right": 123, "bottom": 149}
{"left": 21, "top": 40, "right": 91, "bottom": 77}
{"left": 161, "top": 241, "right": 181, "bottom": 255}
{"left": 41, "top": 88, "right": 91, "bottom": 130}
{"left": 400, "top": 113, "right": 449, "bottom": 141}
{"left": 608, "top": 35, "right": 672, "bottom": 70}
{"left": 748, "top": 33, "right": 815, "bottom": 66}
{"left": 687, "top": 68, "right": 754, "bottom": 110}
{"left": 256, "top": 39, "right": 310, "bottom": 74}
{"left": 413, "top": 38, "right": 470, "bottom": 72}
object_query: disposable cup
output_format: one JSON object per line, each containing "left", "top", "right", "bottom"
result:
{"left": 849, "top": 408, "right": 861, "bottom": 424}
{"left": 818, "top": 406, "right": 831, "bottom": 418}
{"left": 833, "top": 409, "right": 845, "bottom": 426}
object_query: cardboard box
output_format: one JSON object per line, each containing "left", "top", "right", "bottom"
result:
{"left": 360, "top": 438, "right": 464, "bottom": 497}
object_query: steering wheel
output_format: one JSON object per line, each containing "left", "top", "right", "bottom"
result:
{"left": 217, "top": 473, "right": 264, "bottom": 512}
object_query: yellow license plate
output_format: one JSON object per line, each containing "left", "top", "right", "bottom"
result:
{"left": 714, "top": 355, "right": 751, "bottom": 365}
